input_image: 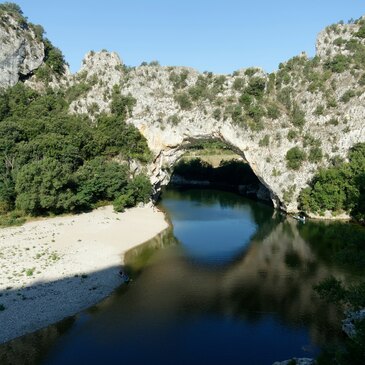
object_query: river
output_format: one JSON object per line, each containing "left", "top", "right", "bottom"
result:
{"left": 1, "top": 187, "right": 364, "bottom": 365}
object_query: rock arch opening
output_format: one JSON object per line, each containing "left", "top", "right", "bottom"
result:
{"left": 154, "top": 138, "right": 276, "bottom": 208}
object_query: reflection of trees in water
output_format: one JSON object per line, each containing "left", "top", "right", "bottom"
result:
{"left": 297, "top": 221, "right": 365, "bottom": 274}
{"left": 0, "top": 317, "right": 75, "bottom": 365}
{"left": 125, "top": 227, "right": 179, "bottom": 274}
{"left": 122, "top": 219, "right": 352, "bottom": 347}
{"left": 161, "top": 187, "right": 272, "bottom": 212}
{"left": 221, "top": 219, "right": 346, "bottom": 345}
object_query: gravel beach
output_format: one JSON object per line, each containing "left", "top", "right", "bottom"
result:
{"left": 0, "top": 205, "right": 168, "bottom": 344}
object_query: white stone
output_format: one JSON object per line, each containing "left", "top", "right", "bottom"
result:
{"left": 0, "top": 14, "right": 44, "bottom": 88}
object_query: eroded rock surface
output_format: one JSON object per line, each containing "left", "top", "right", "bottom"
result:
{"left": 0, "top": 13, "right": 44, "bottom": 88}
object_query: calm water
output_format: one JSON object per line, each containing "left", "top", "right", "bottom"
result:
{"left": 1, "top": 188, "right": 363, "bottom": 365}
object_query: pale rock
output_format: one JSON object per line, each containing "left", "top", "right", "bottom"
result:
{"left": 0, "top": 13, "right": 44, "bottom": 88}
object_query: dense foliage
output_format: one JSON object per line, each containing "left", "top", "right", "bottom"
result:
{"left": 299, "top": 143, "right": 365, "bottom": 222}
{"left": 0, "top": 83, "right": 152, "bottom": 221}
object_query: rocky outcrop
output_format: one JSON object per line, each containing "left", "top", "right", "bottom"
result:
{"left": 342, "top": 308, "right": 365, "bottom": 338}
{"left": 315, "top": 18, "right": 364, "bottom": 59}
{"left": 0, "top": 13, "right": 44, "bottom": 88}
{"left": 69, "top": 50, "right": 125, "bottom": 115}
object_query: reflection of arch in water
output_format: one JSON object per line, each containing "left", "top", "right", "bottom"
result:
{"left": 154, "top": 187, "right": 283, "bottom": 268}
{"left": 124, "top": 218, "right": 352, "bottom": 346}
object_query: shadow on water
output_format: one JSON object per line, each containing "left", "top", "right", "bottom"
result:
{"left": 0, "top": 187, "right": 364, "bottom": 365}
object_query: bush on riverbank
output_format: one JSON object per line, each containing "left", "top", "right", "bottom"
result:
{"left": 299, "top": 143, "right": 365, "bottom": 223}
{"left": 113, "top": 174, "right": 152, "bottom": 212}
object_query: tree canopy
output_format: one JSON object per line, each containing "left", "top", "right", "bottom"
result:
{"left": 299, "top": 143, "right": 365, "bottom": 222}
{"left": 0, "top": 83, "right": 152, "bottom": 220}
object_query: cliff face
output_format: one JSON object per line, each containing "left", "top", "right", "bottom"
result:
{"left": 1, "top": 12, "right": 365, "bottom": 213}
{"left": 0, "top": 12, "right": 44, "bottom": 88}
{"left": 69, "top": 20, "right": 365, "bottom": 212}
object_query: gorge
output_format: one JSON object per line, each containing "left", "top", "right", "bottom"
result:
{"left": 1, "top": 4, "right": 365, "bottom": 216}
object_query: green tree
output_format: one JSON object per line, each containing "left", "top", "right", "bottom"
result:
{"left": 299, "top": 143, "right": 365, "bottom": 219}
{"left": 43, "top": 39, "right": 66, "bottom": 75}
{"left": 15, "top": 158, "right": 75, "bottom": 215}
{"left": 245, "top": 77, "right": 266, "bottom": 98}
{"left": 113, "top": 174, "right": 152, "bottom": 212}
{"left": 95, "top": 114, "right": 151, "bottom": 161}
{"left": 75, "top": 157, "right": 129, "bottom": 209}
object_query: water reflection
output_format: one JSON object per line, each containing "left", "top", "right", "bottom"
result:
{"left": 161, "top": 188, "right": 273, "bottom": 265}
{"left": 0, "top": 188, "right": 362, "bottom": 365}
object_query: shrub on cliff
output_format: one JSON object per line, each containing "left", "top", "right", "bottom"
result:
{"left": 245, "top": 77, "right": 266, "bottom": 98}
{"left": 43, "top": 39, "right": 66, "bottom": 75}
{"left": 286, "top": 147, "right": 306, "bottom": 170}
{"left": 174, "top": 92, "right": 193, "bottom": 110}
{"left": 324, "top": 55, "right": 350, "bottom": 73}
{"left": 110, "top": 86, "right": 136, "bottom": 119}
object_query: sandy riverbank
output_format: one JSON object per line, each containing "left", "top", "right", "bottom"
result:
{"left": 0, "top": 205, "right": 168, "bottom": 344}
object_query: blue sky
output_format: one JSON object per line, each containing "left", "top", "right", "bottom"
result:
{"left": 10, "top": 0, "right": 365, "bottom": 74}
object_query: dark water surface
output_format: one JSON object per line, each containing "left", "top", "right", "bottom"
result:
{"left": 1, "top": 188, "right": 363, "bottom": 365}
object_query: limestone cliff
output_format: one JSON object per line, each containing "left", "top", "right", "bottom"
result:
{"left": 68, "top": 20, "right": 365, "bottom": 213}
{"left": 1, "top": 10, "right": 365, "bottom": 214}
{"left": 0, "top": 10, "right": 44, "bottom": 88}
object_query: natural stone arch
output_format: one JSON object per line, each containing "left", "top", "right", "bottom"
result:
{"left": 157, "top": 137, "right": 275, "bottom": 206}
{"left": 141, "top": 123, "right": 283, "bottom": 210}
{"left": 64, "top": 48, "right": 365, "bottom": 214}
